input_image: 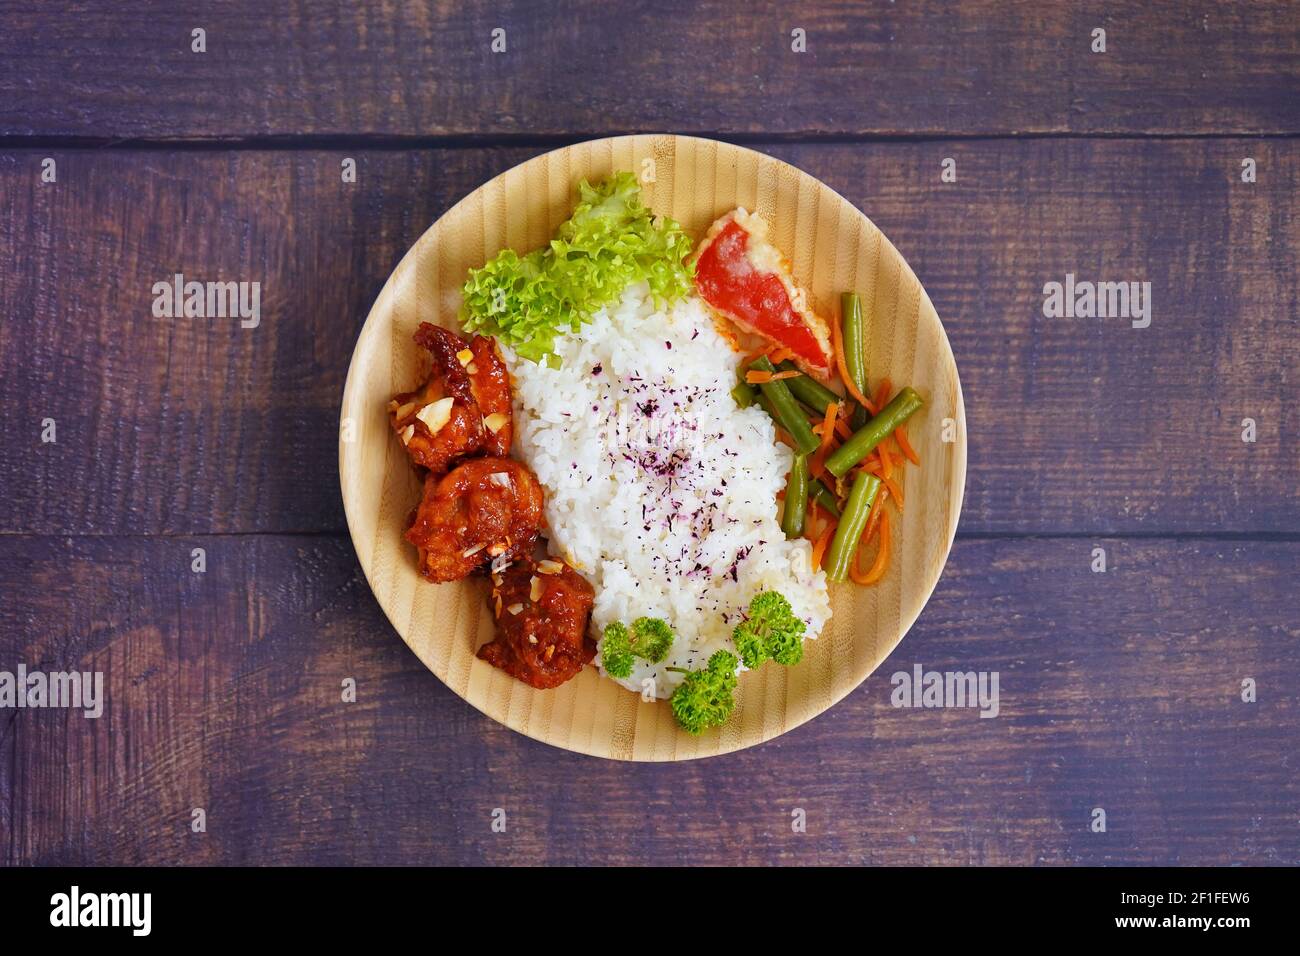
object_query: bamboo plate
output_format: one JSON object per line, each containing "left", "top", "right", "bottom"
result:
{"left": 340, "top": 134, "right": 966, "bottom": 760}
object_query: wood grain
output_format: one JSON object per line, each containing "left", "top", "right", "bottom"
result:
{"left": 2, "top": 0, "right": 1296, "bottom": 857}
{"left": 2, "top": 534, "right": 1294, "bottom": 865}
{"left": 338, "top": 135, "right": 966, "bottom": 759}
{"left": 1, "top": 1, "right": 1297, "bottom": 140}
{"left": 2, "top": 139, "right": 1296, "bottom": 536}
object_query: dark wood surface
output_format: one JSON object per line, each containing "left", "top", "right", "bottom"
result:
{"left": 2, "top": 535, "right": 1295, "bottom": 865}
{"left": 2, "top": 1, "right": 1298, "bottom": 138}
{"left": 0, "top": 2, "right": 1297, "bottom": 866}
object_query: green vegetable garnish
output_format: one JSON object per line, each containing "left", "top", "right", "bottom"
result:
{"left": 601, "top": 622, "right": 635, "bottom": 678}
{"left": 600, "top": 617, "right": 676, "bottom": 678}
{"left": 732, "top": 590, "right": 807, "bottom": 668}
{"left": 669, "top": 651, "right": 738, "bottom": 736}
{"left": 460, "top": 172, "right": 695, "bottom": 364}
{"left": 628, "top": 617, "right": 674, "bottom": 663}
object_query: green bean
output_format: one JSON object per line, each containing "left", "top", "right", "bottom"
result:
{"left": 842, "top": 293, "right": 873, "bottom": 429}
{"left": 825, "top": 386, "right": 924, "bottom": 478}
{"left": 777, "top": 360, "right": 841, "bottom": 415}
{"left": 731, "top": 381, "right": 757, "bottom": 409}
{"left": 750, "top": 356, "right": 819, "bottom": 455}
{"left": 750, "top": 383, "right": 845, "bottom": 521}
{"left": 823, "top": 472, "right": 881, "bottom": 582}
{"left": 811, "top": 478, "right": 841, "bottom": 518}
{"left": 781, "top": 454, "right": 809, "bottom": 538}
{"left": 841, "top": 290, "right": 869, "bottom": 391}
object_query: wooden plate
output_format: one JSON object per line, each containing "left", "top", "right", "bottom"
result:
{"left": 339, "top": 135, "right": 966, "bottom": 760}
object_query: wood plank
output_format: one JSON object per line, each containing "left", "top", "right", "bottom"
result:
{"left": 1, "top": 534, "right": 1295, "bottom": 865}
{"left": 2, "top": 140, "right": 1295, "bottom": 535}
{"left": 1, "top": 1, "right": 1297, "bottom": 139}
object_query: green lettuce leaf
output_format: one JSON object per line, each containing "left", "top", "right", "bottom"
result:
{"left": 460, "top": 172, "right": 695, "bottom": 364}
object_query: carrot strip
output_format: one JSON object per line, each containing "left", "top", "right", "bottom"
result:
{"left": 834, "top": 416, "right": 853, "bottom": 440}
{"left": 830, "top": 310, "right": 875, "bottom": 409}
{"left": 877, "top": 445, "right": 893, "bottom": 480}
{"left": 769, "top": 347, "right": 795, "bottom": 365}
{"left": 775, "top": 427, "right": 796, "bottom": 447}
{"left": 818, "top": 402, "right": 838, "bottom": 456}
{"left": 804, "top": 499, "right": 823, "bottom": 543}
{"left": 811, "top": 522, "right": 836, "bottom": 569}
{"left": 874, "top": 377, "right": 892, "bottom": 412}
{"left": 745, "top": 370, "right": 773, "bottom": 384}
{"left": 862, "top": 485, "right": 889, "bottom": 542}
{"left": 882, "top": 474, "right": 904, "bottom": 511}
{"left": 852, "top": 511, "right": 891, "bottom": 584}
{"left": 895, "top": 425, "right": 920, "bottom": 465}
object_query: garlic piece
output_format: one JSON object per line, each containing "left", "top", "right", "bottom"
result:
{"left": 415, "top": 397, "right": 455, "bottom": 434}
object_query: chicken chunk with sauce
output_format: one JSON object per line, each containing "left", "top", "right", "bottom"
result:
{"left": 388, "top": 323, "right": 513, "bottom": 474}
{"left": 404, "top": 457, "right": 544, "bottom": 582}
{"left": 478, "top": 558, "right": 595, "bottom": 689}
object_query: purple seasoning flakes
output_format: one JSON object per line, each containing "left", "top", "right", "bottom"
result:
{"left": 592, "top": 363, "right": 603, "bottom": 376}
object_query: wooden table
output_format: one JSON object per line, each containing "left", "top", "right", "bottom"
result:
{"left": 1, "top": 1, "right": 1296, "bottom": 866}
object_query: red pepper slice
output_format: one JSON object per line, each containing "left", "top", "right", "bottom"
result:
{"left": 693, "top": 212, "right": 832, "bottom": 377}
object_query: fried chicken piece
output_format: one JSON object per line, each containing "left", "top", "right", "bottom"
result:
{"left": 388, "top": 323, "right": 512, "bottom": 474}
{"left": 404, "top": 457, "right": 544, "bottom": 583}
{"left": 478, "top": 558, "right": 596, "bottom": 689}
{"left": 466, "top": 334, "right": 513, "bottom": 456}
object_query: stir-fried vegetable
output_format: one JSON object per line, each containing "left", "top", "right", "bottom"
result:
{"left": 781, "top": 454, "right": 809, "bottom": 538}
{"left": 811, "top": 478, "right": 842, "bottom": 518}
{"left": 731, "top": 380, "right": 758, "bottom": 408}
{"left": 776, "top": 360, "right": 840, "bottom": 414}
{"left": 824, "top": 471, "right": 882, "bottom": 583}
{"left": 749, "top": 355, "right": 819, "bottom": 455}
{"left": 825, "top": 387, "right": 924, "bottom": 479}
{"left": 841, "top": 292, "right": 872, "bottom": 429}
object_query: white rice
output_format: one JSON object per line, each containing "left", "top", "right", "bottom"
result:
{"left": 506, "top": 283, "right": 831, "bottom": 698}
